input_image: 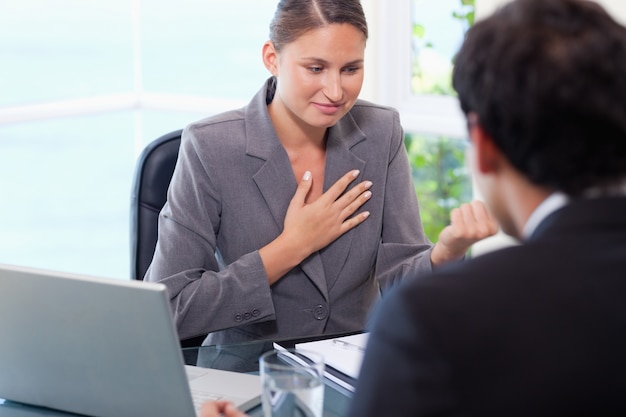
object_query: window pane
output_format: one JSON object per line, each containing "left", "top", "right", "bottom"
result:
{"left": 0, "top": 109, "right": 206, "bottom": 279}
{"left": 0, "top": 0, "right": 133, "bottom": 106}
{"left": 0, "top": 1, "right": 277, "bottom": 279}
{"left": 405, "top": 133, "right": 471, "bottom": 241}
{"left": 411, "top": 0, "right": 474, "bottom": 96}
{"left": 0, "top": 113, "right": 135, "bottom": 277}
{"left": 140, "top": 0, "right": 276, "bottom": 99}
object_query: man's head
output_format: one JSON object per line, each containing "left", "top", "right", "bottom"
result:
{"left": 453, "top": 0, "right": 626, "bottom": 199}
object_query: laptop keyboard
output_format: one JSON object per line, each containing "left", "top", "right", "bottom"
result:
{"left": 191, "top": 389, "right": 223, "bottom": 413}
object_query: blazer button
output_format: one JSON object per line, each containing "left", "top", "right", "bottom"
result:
{"left": 312, "top": 304, "right": 328, "bottom": 320}
{"left": 234, "top": 313, "right": 243, "bottom": 322}
{"left": 252, "top": 309, "right": 260, "bottom": 317}
{"left": 243, "top": 312, "right": 252, "bottom": 320}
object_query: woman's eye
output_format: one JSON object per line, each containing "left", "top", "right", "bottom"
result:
{"left": 343, "top": 66, "right": 360, "bottom": 74}
{"left": 309, "top": 67, "right": 323, "bottom": 73}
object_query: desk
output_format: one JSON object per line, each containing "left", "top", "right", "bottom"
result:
{"left": 184, "top": 338, "right": 354, "bottom": 417}
{"left": 0, "top": 334, "right": 355, "bottom": 417}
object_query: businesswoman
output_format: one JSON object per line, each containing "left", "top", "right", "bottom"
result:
{"left": 144, "top": 0, "right": 496, "bottom": 346}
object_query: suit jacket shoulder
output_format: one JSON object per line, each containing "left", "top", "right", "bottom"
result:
{"left": 350, "top": 197, "right": 626, "bottom": 417}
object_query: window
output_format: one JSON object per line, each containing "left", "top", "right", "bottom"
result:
{"left": 0, "top": 0, "right": 276, "bottom": 279}
{"left": 0, "top": 0, "right": 479, "bottom": 278}
{"left": 410, "top": 0, "right": 472, "bottom": 96}
{"left": 367, "top": 0, "right": 473, "bottom": 241}
{"left": 408, "top": 0, "right": 474, "bottom": 241}
{"left": 406, "top": 133, "right": 471, "bottom": 241}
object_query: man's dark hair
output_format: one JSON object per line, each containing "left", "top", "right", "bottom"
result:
{"left": 453, "top": 0, "right": 626, "bottom": 195}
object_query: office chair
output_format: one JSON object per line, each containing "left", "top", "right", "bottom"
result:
{"left": 130, "top": 129, "right": 206, "bottom": 348}
{"left": 130, "top": 129, "right": 182, "bottom": 282}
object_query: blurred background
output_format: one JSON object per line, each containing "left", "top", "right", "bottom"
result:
{"left": 2, "top": 0, "right": 621, "bottom": 279}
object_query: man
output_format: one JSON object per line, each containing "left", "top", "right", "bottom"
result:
{"left": 347, "top": 0, "right": 626, "bottom": 415}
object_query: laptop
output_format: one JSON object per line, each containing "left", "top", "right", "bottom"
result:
{"left": 0, "top": 263, "right": 261, "bottom": 417}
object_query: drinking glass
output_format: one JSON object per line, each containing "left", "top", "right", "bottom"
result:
{"left": 259, "top": 349, "right": 325, "bottom": 417}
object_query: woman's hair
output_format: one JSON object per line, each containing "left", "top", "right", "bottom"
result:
{"left": 269, "top": 0, "right": 368, "bottom": 52}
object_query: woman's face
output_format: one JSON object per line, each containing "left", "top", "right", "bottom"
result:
{"left": 264, "top": 23, "right": 366, "bottom": 132}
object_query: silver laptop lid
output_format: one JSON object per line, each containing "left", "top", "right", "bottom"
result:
{"left": 0, "top": 263, "right": 196, "bottom": 417}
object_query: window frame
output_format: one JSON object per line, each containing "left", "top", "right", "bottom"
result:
{"left": 365, "top": 0, "right": 467, "bottom": 138}
{"left": 2, "top": 0, "right": 467, "bottom": 137}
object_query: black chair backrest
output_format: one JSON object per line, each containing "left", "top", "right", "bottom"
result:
{"left": 130, "top": 129, "right": 208, "bottom": 348}
{"left": 130, "top": 129, "right": 182, "bottom": 281}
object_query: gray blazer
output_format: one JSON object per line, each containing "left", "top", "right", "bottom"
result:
{"left": 145, "top": 78, "right": 433, "bottom": 344}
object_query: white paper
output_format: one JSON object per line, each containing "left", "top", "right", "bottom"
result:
{"left": 295, "top": 333, "right": 369, "bottom": 380}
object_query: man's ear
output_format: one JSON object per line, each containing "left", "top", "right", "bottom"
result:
{"left": 262, "top": 41, "right": 278, "bottom": 76}
{"left": 468, "top": 115, "right": 501, "bottom": 175}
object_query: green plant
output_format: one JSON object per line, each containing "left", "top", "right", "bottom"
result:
{"left": 411, "top": 0, "right": 475, "bottom": 95}
{"left": 454, "top": 0, "right": 475, "bottom": 29}
{"left": 405, "top": 133, "right": 471, "bottom": 241}
{"left": 406, "top": 0, "right": 475, "bottom": 241}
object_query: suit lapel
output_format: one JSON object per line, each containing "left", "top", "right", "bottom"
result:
{"left": 322, "top": 115, "right": 367, "bottom": 291}
{"left": 252, "top": 147, "right": 295, "bottom": 228}
{"left": 245, "top": 81, "right": 295, "bottom": 231}
{"left": 244, "top": 82, "right": 367, "bottom": 300}
{"left": 251, "top": 144, "right": 333, "bottom": 300}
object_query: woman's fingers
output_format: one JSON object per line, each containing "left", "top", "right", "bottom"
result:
{"left": 454, "top": 201, "right": 499, "bottom": 240}
{"left": 283, "top": 169, "right": 372, "bottom": 254}
{"left": 338, "top": 184, "right": 372, "bottom": 229}
{"left": 291, "top": 170, "right": 314, "bottom": 207}
{"left": 321, "top": 169, "right": 361, "bottom": 203}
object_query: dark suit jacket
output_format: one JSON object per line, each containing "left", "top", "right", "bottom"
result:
{"left": 145, "top": 78, "right": 433, "bottom": 344}
{"left": 349, "top": 196, "right": 626, "bottom": 417}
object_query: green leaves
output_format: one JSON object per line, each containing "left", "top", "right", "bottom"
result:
{"left": 406, "top": 0, "right": 476, "bottom": 241}
{"left": 405, "top": 133, "right": 471, "bottom": 242}
{"left": 411, "top": 0, "right": 475, "bottom": 95}
{"left": 453, "top": 9, "right": 475, "bottom": 26}
{"left": 413, "top": 23, "right": 426, "bottom": 39}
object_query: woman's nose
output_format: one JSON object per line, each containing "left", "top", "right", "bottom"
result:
{"left": 322, "top": 72, "right": 343, "bottom": 102}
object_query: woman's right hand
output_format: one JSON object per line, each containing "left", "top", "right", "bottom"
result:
{"left": 285, "top": 169, "right": 372, "bottom": 254}
{"left": 259, "top": 169, "right": 372, "bottom": 284}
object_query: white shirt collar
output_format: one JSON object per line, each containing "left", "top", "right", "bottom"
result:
{"left": 522, "top": 192, "right": 569, "bottom": 239}
{"left": 521, "top": 178, "right": 626, "bottom": 239}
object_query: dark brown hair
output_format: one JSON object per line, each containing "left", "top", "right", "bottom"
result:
{"left": 453, "top": 0, "right": 626, "bottom": 195}
{"left": 269, "top": 0, "right": 368, "bottom": 52}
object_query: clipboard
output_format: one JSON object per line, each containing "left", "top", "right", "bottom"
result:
{"left": 293, "top": 333, "right": 369, "bottom": 392}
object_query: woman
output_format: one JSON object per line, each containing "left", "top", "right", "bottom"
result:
{"left": 144, "top": 0, "right": 496, "bottom": 345}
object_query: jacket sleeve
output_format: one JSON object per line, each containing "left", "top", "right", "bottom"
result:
{"left": 144, "top": 126, "right": 275, "bottom": 340}
{"left": 374, "top": 111, "right": 434, "bottom": 292}
{"left": 347, "top": 283, "right": 455, "bottom": 417}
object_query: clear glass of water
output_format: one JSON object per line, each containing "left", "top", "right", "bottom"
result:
{"left": 259, "top": 349, "right": 325, "bottom": 417}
